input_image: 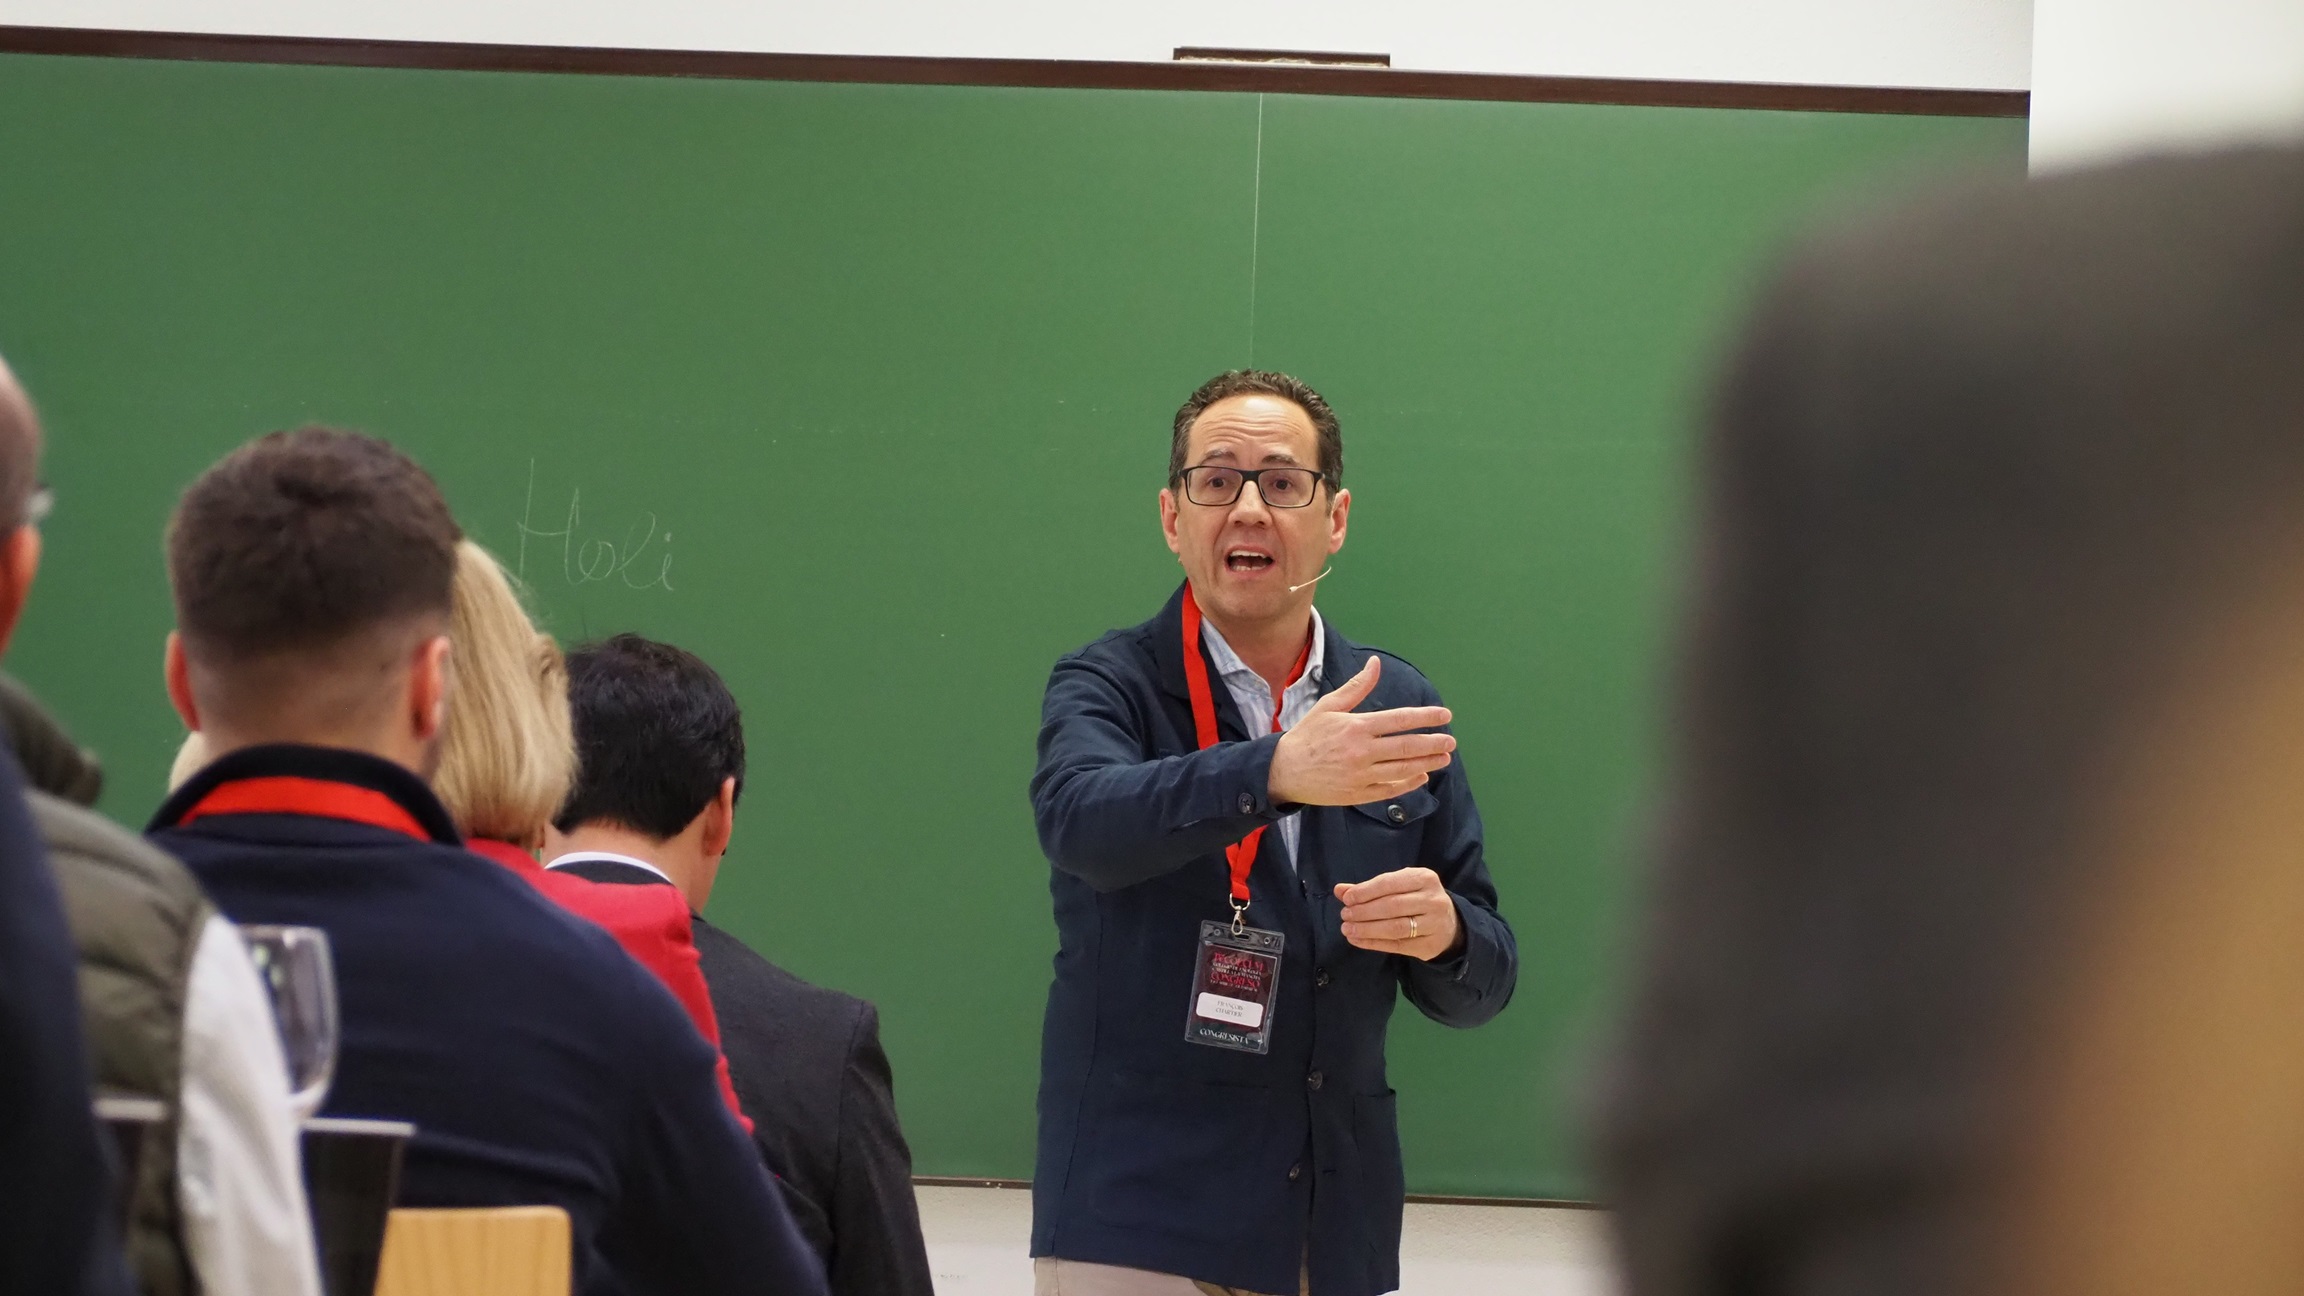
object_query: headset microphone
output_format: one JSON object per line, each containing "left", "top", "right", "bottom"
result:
{"left": 1288, "top": 566, "right": 1334, "bottom": 594}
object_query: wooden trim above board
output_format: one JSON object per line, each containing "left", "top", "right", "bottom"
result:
{"left": 911, "top": 1176, "right": 1602, "bottom": 1209}
{"left": 0, "top": 24, "right": 2028, "bottom": 117}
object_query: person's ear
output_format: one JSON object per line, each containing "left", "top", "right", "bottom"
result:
{"left": 410, "top": 634, "right": 452, "bottom": 744}
{"left": 700, "top": 776, "right": 737, "bottom": 859}
{"left": 1326, "top": 486, "right": 1351, "bottom": 555}
{"left": 1160, "top": 486, "right": 1183, "bottom": 558}
{"left": 164, "top": 630, "right": 202, "bottom": 732}
{"left": 0, "top": 525, "right": 42, "bottom": 657}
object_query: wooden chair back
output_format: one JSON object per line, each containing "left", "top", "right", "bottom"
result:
{"left": 371, "top": 1206, "right": 571, "bottom": 1296}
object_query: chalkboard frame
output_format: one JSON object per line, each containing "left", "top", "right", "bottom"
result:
{"left": 0, "top": 22, "right": 2028, "bottom": 118}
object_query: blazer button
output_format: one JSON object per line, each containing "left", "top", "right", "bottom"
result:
{"left": 1239, "top": 793, "right": 1255, "bottom": 814}
{"left": 1387, "top": 803, "right": 1407, "bottom": 825}
{"left": 1315, "top": 968, "right": 1330, "bottom": 989}
{"left": 1307, "top": 1070, "right": 1324, "bottom": 1091}
{"left": 1288, "top": 1164, "right": 1302, "bottom": 1182}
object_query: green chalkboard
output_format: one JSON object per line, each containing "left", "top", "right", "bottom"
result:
{"left": 0, "top": 51, "right": 2024, "bottom": 1197}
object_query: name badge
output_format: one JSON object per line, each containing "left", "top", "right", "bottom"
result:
{"left": 1187, "top": 920, "right": 1284, "bottom": 1054}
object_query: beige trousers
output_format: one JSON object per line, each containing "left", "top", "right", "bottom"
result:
{"left": 1033, "top": 1257, "right": 1310, "bottom": 1296}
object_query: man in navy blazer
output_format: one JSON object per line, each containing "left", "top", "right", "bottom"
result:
{"left": 1029, "top": 370, "right": 1518, "bottom": 1296}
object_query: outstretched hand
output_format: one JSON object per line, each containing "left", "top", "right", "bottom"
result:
{"left": 1266, "top": 657, "right": 1455, "bottom": 807}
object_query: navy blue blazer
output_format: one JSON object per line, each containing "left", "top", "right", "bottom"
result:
{"left": 150, "top": 745, "right": 826, "bottom": 1296}
{"left": 1029, "top": 585, "right": 1517, "bottom": 1296}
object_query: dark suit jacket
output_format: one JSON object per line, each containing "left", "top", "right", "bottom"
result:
{"left": 1594, "top": 146, "right": 2304, "bottom": 1296}
{"left": 553, "top": 858, "right": 935, "bottom": 1296}
{"left": 1028, "top": 584, "right": 1517, "bottom": 1296}
{"left": 0, "top": 743, "right": 135, "bottom": 1296}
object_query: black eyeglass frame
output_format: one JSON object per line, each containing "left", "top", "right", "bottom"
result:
{"left": 1169, "top": 465, "right": 1339, "bottom": 509}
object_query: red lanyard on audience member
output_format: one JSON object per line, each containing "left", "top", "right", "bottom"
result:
{"left": 1181, "top": 584, "right": 1312, "bottom": 934}
{"left": 180, "top": 776, "right": 432, "bottom": 842}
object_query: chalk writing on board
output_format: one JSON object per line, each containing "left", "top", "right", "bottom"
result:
{"left": 516, "top": 460, "right": 675, "bottom": 591}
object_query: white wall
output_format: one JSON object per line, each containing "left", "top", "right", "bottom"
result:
{"left": 2030, "top": 0, "right": 2304, "bottom": 170}
{"left": 917, "top": 1185, "right": 1618, "bottom": 1296}
{"left": 0, "top": 0, "right": 2033, "bottom": 89}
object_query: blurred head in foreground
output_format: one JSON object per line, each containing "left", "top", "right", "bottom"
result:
{"left": 164, "top": 428, "right": 459, "bottom": 775}
{"left": 1596, "top": 146, "right": 2304, "bottom": 1296}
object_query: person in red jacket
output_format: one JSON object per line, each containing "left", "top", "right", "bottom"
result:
{"left": 167, "top": 539, "right": 750, "bottom": 1130}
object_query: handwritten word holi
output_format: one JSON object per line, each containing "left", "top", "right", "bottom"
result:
{"left": 516, "top": 461, "right": 675, "bottom": 591}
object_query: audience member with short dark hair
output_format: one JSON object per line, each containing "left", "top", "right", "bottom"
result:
{"left": 545, "top": 634, "right": 935, "bottom": 1296}
{"left": 0, "top": 357, "right": 135, "bottom": 1296}
{"left": 0, "top": 355, "right": 316, "bottom": 1296}
{"left": 146, "top": 429, "right": 826, "bottom": 1296}
{"left": 1594, "top": 145, "right": 2304, "bottom": 1296}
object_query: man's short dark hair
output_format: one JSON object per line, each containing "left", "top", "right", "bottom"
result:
{"left": 555, "top": 634, "right": 746, "bottom": 840}
{"left": 1170, "top": 369, "right": 1343, "bottom": 488}
{"left": 167, "top": 427, "right": 460, "bottom": 660}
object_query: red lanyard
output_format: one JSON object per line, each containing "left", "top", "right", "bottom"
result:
{"left": 180, "top": 776, "right": 432, "bottom": 842}
{"left": 1181, "top": 585, "right": 1312, "bottom": 928}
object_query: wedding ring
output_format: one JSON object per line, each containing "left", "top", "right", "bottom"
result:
{"left": 1409, "top": 916, "right": 1419, "bottom": 939}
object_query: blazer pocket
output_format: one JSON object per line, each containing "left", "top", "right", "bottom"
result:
{"left": 1349, "top": 788, "right": 1438, "bottom": 830}
{"left": 1087, "top": 1069, "right": 1288, "bottom": 1238}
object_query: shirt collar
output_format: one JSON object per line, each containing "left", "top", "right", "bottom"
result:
{"left": 542, "top": 850, "right": 677, "bottom": 886}
{"left": 1199, "top": 606, "right": 1326, "bottom": 693}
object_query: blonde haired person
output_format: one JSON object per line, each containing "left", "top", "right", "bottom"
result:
{"left": 176, "top": 541, "right": 749, "bottom": 1128}
{"left": 431, "top": 540, "right": 573, "bottom": 848}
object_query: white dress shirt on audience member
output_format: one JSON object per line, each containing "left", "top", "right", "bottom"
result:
{"left": 179, "top": 915, "right": 324, "bottom": 1296}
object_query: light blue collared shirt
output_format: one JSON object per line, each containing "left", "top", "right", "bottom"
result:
{"left": 1200, "top": 607, "right": 1327, "bottom": 868}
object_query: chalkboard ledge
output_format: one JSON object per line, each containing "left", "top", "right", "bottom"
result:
{"left": 912, "top": 1176, "right": 1600, "bottom": 1209}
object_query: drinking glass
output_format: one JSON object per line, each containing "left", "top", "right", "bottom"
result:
{"left": 239, "top": 924, "right": 339, "bottom": 1122}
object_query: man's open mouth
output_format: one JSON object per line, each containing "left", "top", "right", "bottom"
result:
{"left": 1225, "top": 549, "right": 1275, "bottom": 572}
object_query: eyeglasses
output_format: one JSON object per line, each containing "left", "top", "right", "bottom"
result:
{"left": 22, "top": 484, "right": 50, "bottom": 529}
{"left": 1173, "top": 465, "right": 1331, "bottom": 509}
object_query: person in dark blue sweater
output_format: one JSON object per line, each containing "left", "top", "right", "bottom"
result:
{"left": 144, "top": 427, "right": 826, "bottom": 1296}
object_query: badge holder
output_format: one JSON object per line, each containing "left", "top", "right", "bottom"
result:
{"left": 1186, "top": 902, "right": 1285, "bottom": 1054}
